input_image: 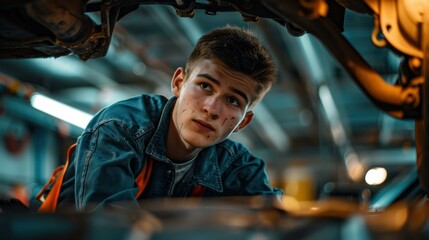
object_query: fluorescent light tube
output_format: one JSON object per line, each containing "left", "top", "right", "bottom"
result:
{"left": 30, "top": 93, "right": 93, "bottom": 129}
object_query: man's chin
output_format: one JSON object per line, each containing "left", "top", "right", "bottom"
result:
{"left": 184, "top": 136, "right": 214, "bottom": 149}
{"left": 185, "top": 141, "right": 210, "bottom": 149}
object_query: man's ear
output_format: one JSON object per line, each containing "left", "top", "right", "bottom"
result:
{"left": 234, "top": 111, "right": 254, "bottom": 132}
{"left": 171, "top": 67, "right": 185, "bottom": 97}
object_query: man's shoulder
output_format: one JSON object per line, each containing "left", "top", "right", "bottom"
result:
{"left": 216, "top": 139, "right": 252, "bottom": 158}
{"left": 212, "top": 139, "right": 264, "bottom": 170}
{"left": 111, "top": 94, "right": 168, "bottom": 110}
{"left": 87, "top": 94, "right": 169, "bottom": 130}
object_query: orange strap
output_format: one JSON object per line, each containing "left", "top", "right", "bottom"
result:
{"left": 189, "top": 185, "right": 205, "bottom": 197}
{"left": 135, "top": 158, "right": 154, "bottom": 198}
{"left": 37, "top": 143, "right": 76, "bottom": 213}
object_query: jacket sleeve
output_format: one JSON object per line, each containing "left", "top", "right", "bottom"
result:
{"left": 74, "top": 120, "right": 143, "bottom": 212}
{"left": 222, "top": 152, "right": 283, "bottom": 197}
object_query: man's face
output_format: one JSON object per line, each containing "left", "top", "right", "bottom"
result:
{"left": 171, "top": 58, "right": 257, "bottom": 149}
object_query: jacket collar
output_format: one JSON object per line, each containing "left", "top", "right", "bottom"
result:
{"left": 145, "top": 96, "right": 176, "bottom": 162}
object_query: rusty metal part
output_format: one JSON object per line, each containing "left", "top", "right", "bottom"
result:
{"left": 297, "top": 0, "right": 328, "bottom": 19}
{"left": 261, "top": 0, "right": 421, "bottom": 119}
{"left": 22, "top": 0, "right": 117, "bottom": 60}
{"left": 24, "top": 0, "right": 88, "bottom": 42}
{"left": 175, "top": 0, "right": 195, "bottom": 17}
{"left": 366, "top": 0, "right": 424, "bottom": 58}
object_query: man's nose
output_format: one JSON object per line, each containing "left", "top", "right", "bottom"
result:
{"left": 202, "top": 96, "right": 221, "bottom": 120}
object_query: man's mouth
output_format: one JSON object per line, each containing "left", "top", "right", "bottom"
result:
{"left": 193, "top": 119, "right": 215, "bottom": 131}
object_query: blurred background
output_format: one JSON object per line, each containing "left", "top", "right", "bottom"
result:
{"left": 0, "top": 2, "right": 417, "bottom": 207}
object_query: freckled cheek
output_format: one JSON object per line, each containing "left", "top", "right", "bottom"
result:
{"left": 226, "top": 126, "right": 236, "bottom": 133}
{"left": 224, "top": 116, "right": 240, "bottom": 132}
{"left": 179, "top": 101, "right": 196, "bottom": 115}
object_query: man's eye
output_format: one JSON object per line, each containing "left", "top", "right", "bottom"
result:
{"left": 227, "top": 97, "right": 240, "bottom": 106}
{"left": 200, "top": 82, "right": 210, "bottom": 90}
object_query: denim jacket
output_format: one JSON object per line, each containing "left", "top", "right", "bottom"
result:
{"left": 57, "top": 94, "right": 283, "bottom": 211}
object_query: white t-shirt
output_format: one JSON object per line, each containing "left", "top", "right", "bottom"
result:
{"left": 171, "top": 157, "right": 196, "bottom": 190}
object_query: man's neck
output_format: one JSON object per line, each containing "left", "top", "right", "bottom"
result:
{"left": 166, "top": 108, "right": 200, "bottom": 163}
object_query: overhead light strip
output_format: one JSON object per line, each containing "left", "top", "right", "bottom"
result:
{"left": 30, "top": 93, "right": 93, "bottom": 129}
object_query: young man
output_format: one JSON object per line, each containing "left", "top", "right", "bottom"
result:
{"left": 56, "top": 26, "right": 283, "bottom": 211}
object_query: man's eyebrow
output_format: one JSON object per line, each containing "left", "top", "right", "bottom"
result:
{"left": 197, "top": 73, "right": 249, "bottom": 104}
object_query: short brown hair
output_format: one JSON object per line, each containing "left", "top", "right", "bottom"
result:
{"left": 186, "top": 26, "right": 277, "bottom": 105}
